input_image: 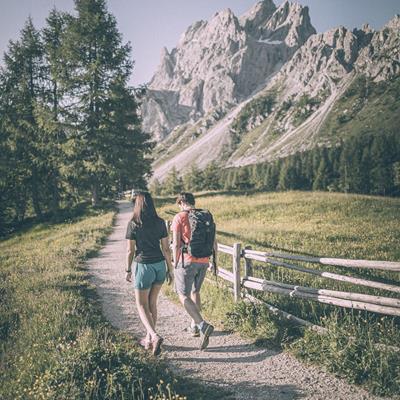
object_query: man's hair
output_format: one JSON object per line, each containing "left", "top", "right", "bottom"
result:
{"left": 176, "top": 192, "right": 195, "bottom": 206}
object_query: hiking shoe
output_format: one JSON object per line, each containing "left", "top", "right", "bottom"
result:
{"left": 185, "top": 325, "right": 200, "bottom": 337}
{"left": 152, "top": 335, "right": 163, "bottom": 356}
{"left": 199, "top": 322, "right": 214, "bottom": 350}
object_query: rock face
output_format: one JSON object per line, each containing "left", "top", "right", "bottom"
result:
{"left": 145, "top": 2, "right": 400, "bottom": 181}
{"left": 142, "top": 0, "right": 316, "bottom": 140}
{"left": 356, "top": 15, "right": 400, "bottom": 80}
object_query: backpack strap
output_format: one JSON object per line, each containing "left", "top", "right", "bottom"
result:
{"left": 178, "top": 210, "right": 190, "bottom": 268}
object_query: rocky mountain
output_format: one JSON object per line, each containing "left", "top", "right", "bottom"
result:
{"left": 142, "top": 1, "right": 400, "bottom": 181}
{"left": 142, "top": 0, "right": 315, "bottom": 141}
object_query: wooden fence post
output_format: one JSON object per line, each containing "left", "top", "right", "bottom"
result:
{"left": 244, "top": 245, "right": 253, "bottom": 279}
{"left": 233, "top": 243, "right": 242, "bottom": 302}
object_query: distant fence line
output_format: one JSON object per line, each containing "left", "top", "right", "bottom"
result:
{"left": 215, "top": 243, "right": 400, "bottom": 323}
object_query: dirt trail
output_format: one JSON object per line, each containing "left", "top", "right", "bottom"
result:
{"left": 88, "top": 201, "right": 386, "bottom": 400}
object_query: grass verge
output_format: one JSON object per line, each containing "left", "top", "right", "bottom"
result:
{"left": 0, "top": 202, "right": 184, "bottom": 400}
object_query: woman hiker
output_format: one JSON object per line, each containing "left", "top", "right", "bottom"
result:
{"left": 125, "top": 191, "right": 173, "bottom": 355}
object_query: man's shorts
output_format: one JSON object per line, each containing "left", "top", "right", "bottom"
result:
{"left": 134, "top": 260, "right": 166, "bottom": 290}
{"left": 174, "top": 262, "right": 208, "bottom": 296}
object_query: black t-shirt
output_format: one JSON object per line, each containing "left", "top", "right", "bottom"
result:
{"left": 125, "top": 217, "right": 168, "bottom": 264}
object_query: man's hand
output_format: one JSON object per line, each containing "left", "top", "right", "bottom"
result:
{"left": 126, "top": 271, "right": 132, "bottom": 282}
{"left": 208, "top": 261, "right": 217, "bottom": 275}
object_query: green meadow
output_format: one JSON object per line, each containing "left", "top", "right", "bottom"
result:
{"left": 158, "top": 191, "right": 400, "bottom": 396}
{"left": 0, "top": 204, "right": 185, "bottom": 400}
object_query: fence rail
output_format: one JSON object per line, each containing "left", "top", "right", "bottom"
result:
{"left": 216, "top": 243, "right": 400, "bottom": 319}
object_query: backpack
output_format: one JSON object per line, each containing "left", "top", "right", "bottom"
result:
{"left": 183, "top": 209, "right": 216, "bottom": 258}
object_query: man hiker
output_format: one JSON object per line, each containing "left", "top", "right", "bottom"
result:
{"left": 171, "top": 192, "right": 218, "bottom": 350}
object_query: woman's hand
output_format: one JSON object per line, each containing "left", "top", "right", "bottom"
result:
{"left": 165, "top": 270, "right": 173, "bottom": 285}
{"left": 126, "top": 271, "right": 132, "bottom": 282}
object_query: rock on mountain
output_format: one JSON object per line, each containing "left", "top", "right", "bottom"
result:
{"left": 224, "top": 16, "right": 400, "bottom": 168}
{"left": 142, "top": 0, "right": 316, "bottom": 141}
{"left": 144, "top": 2, "right": 400, "bottom": 182}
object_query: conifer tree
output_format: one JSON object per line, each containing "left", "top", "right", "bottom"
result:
{"left": 183, "top": 164, "right": 204, "bottom": 192}
{"left": 202, "top": 161, "right": 222, "bottom": 191}
{"left": 61, "top": 0, "right": 151, "bottom": 205}
{"left": 163, "top": 167, "right": 184, "bottom": 195}
{"left": 1, "top": 19, "right": 47, "bottom": 218}
{"left": 313, "top": 148, "right": 331, "bottom": 191}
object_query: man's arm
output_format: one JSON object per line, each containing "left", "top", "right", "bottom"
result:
{"left": 210, "top": 238, "right": 218, "bottom": 274}
{"left": 161, "top": 237, "right": 173, "bottom": 283}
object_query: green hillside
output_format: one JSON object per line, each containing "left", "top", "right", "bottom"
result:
{"left": 319, "top": 75, "right": 400, "bottom": 142}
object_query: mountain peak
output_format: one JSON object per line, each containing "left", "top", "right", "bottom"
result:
{"left": 261, "top": 1, "right": 316, "bottom": 47}
{"left": 239, "top": 0, "right": 277, "bottom": 35}
{"left": 385, "top": 14, "right": 400, "bottom": 29}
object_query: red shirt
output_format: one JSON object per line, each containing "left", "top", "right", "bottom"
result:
{"left": 171, "top": 211, "right": 209, "bottom": 264}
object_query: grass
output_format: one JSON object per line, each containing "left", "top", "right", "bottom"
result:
{"left": 157, "top": 191, "right": 400, "bottom": 396}
{"left": 0, "top": 203, "right": 185, "bottom": 400}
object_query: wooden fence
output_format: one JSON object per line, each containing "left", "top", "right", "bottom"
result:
{"left": 213, "top": 243, "right": 400, "bottom": 330}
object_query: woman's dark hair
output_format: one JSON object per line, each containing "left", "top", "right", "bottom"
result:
{"left": 176, "top": 192, "right": 195, "bottom": 206}
{"left": 132, "top": 192, "right": 158, "bottom": 225}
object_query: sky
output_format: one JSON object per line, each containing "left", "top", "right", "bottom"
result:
{"left": 1, "top": 0, "right": 399, "bottom": 86}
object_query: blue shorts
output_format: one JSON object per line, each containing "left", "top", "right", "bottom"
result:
{"left": 134, "top": 260, "right": 167, "bottom": 290}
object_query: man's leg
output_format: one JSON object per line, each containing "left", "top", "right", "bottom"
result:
{"left": 192, "top": 263, "right": 214, "bottom": 350}
{"left": 190, "top": 291, "right": 201, "bottom": 328}
{"left": 178, "top": 292, "right": 203, "bottom": 324}
{"left": 191, "top": 291, "right": 201, "bottom": 310}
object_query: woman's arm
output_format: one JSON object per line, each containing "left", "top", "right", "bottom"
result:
{"left": 126, "top": 239, "right": 136, "bottom": 282}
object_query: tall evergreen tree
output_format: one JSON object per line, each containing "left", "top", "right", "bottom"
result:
{"left": 370, "top": 135, "right": 395, "bottom": 195}
{"left": 183, "top": 164, "right": 204, "bottom": 192}
{"left": 313, "top": 148, "right": 331, "bottom": 191}
{"left": 202, "top": 161, "right": 222, "bottom": 191}
{"left": 61, "top": 0, "right": 151, "bottom": 205}
{"left": 163, "top": 167, "right": 184, "bottom": 195}
{"left": 1, "top": 18, "right": 47, "bottom": 218}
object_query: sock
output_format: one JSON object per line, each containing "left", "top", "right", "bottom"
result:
{"left": 190, "top": 320, "right": 197, "bottom": 328}
{"left": 198, "top": 320, "right": 206, "bottom": 330}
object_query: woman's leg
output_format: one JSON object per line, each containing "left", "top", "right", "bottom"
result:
{"left": 149, "top": 284, "right": 163, "bottom": 329}
{"left": 135, "top": 289, "right": 157, "bottom": 339}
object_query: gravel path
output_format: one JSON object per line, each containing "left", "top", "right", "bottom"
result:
{"left": 88, "top": 201, "right": 387, "bottom": 400}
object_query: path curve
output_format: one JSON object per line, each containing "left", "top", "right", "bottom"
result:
{"left": 88, "top": 201, "right": 387, "bottom": 400}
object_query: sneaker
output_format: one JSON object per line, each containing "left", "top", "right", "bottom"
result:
{"left": 152, "top": 335, "right": 163, "bottom": 356}
{"left": 185, "top": 325, "right": 200, "bottom": 337}
{"left": 199, "top": 322, "right": 214, "bottom": 350}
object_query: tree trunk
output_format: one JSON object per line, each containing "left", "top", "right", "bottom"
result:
{"left": 31, "top": 188, "right": 42, "bottom": 219}
{"left": 91, "top": 182, "right": 99, "bottom": 207}
{"left": 50, "top": 175, "right": 60, "bottom": 217}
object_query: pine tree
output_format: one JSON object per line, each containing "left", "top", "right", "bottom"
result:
{"left": 313, "top": 148, "right": 331, "bottom": 191}
{"left": 278, "top": 157, "right": 297, "bottom": 190}
{"left": 163, "top": 167, "right": 184, "bottom": 195}
{"left": 149, "top": 178, "right": 162, "bottom": 196}
{"left": 202, "top": 161, "right": 222, "bottom": 191}
{"left": 38, "top": 9, "right": 70, "bottom": 214}
{"left": 370, "top": 135, "right": 395, "bottom": 195}
{"left": 183, "top": 164, "right": 204, "bottom": 192}
{"left": 1, "top": 18, "right": 47, "bottom": 218}
{"left": 61, "top": 0, "right": 150, "bottom": 205}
